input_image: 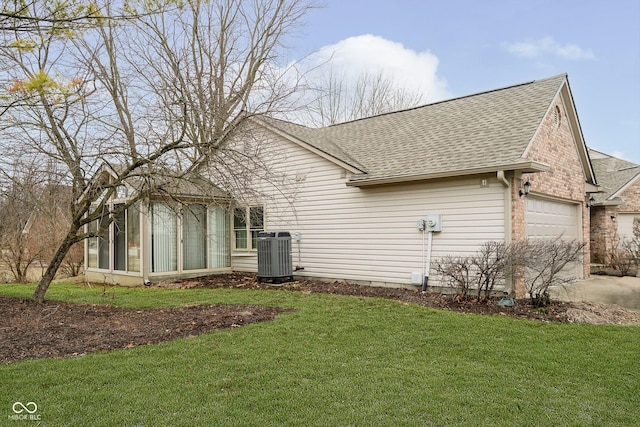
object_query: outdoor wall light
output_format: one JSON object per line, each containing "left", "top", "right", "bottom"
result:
{"left": 519, "top": 181, "right": 531, "bottom": 197}
{"left": 587, "top": 196, "right": 595, "bottom": 207}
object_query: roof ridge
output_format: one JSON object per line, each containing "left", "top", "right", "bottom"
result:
{"left": 589, "top": 147, "right": 639, "bottom": 169}
{"left": 327, "top": 73, "right": 568, "bottom": 128}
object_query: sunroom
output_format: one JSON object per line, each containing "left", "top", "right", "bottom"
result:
{"left": 84, "top": 172, "right": 261, "bottom": 286}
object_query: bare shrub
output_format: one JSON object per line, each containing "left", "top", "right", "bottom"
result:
{"left": 521, "top": 237, "right": 586, "bottom": 307}
{"left": 471, "top": 241, "right": 510, "bottom": 299}
{"left": 605, "top": 233, "right": 633, "bottom": 276}
{"left": 432, "top": 255, "right": 472, "bottom": 298}
{"left": 604, "top": 218, "right": 640, "bottom": 276}
{"left": 432, "top": 241, "right": 511, "bottom": 300}
{"left": 620, "top": 217, "right": 640, "bottom": 276}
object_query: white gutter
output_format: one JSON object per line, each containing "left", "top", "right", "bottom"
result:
{"left": 346, "top": 161, "right": 549, "bottom": 187}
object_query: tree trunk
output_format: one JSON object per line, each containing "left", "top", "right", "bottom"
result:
{"left": 32, "top": 232, "right": 77, "bottom": 303}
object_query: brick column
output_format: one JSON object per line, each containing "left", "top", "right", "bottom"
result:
{"left": 511, "top": 175, "right": 527, "bottom": 298}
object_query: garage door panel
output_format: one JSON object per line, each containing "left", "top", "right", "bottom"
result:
{"left": 618, "top": 213, "right": 640, "bottom": 241}
{"left": 526, "top": 198, "right": 579, "bottom": 240}
{"left": 525, "top": 197, "right": 582, "bottom": 279}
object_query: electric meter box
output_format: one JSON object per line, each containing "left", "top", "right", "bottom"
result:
{"left": 425, "top": 214, "right": 442, "bottom": 232}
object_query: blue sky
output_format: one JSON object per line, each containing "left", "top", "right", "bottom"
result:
{"left": 289, "top": 0, "right": 640, "bottom": 163}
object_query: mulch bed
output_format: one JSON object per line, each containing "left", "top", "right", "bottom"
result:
{"left": 0, "top": 295, "right": 289, "bottom": 364}
{"left": 2, "top": 272, "right": 638, "bottom": 364}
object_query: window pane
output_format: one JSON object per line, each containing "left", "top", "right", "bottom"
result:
{"left": 114, "top": 205, "right": 126, "bottom": 271}
{"left": 87, "top": 219, "right": 98, "bottom": 268}
{"left": 98, "top": 211, "right": 109, "bottom": 269}
{"left": 150, "top": 203, "right": 177, "bottom": 273}
{"left": 250, "top": 206, "right": 264, "bottom": 228}
{"left": 251, "top": 230, "right": 261, "bottom": 250}
{"left": 249, "top": 206, "right": 264, "bottom": 249}
{"left": 183, "top": 204, "right": 206, "bottom": 270}
{"left": 235, "top": 230, "right": 247, "bottom": 249}
{"left": 233, "top": 208, "right": 246, "bottom": 228}
{"left": 127, "top": 203, "right": 140, "bottom": 272}
{"left": 234, "top": 208, "right": 247, "bottom": 249}
{"left": 208, "top": 206, "right": 230, "bottom": 268}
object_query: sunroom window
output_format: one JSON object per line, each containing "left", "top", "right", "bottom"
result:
{"left": 87, "top": 203, "right": 140, "bottom": 272}
{"left": 86, "top": 207, "right": 110, "bottom": 269}
{"left": 183, "top": 204, "right": 207, "bottom": 270}
{"left": 150, "top": 203, "right": 178, "bottom": 273}
{"left": 150, "top": 202, "right": 230, "bottom": 273}
{"left": 87, "top": 202, "right": 230, "bottom": 274}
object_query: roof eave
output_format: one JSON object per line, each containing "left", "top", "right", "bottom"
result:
{"left": 253, "top": 116, "right": 367, "bottom": 175}
{"left": 346, "top": 161, "right": 549, "bottom": 187}
{"left": 610, "top": 171, "right": 640, "bottom": 199}
{"left": 593, "top": 197, "right": 624, "bottom": 207}
{"left": 585, "top": 182, "right": 601, "bottom": 193}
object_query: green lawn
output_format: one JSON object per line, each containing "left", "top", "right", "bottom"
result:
{"left": 1, "top": 283, "right": 638, "bottom": 426}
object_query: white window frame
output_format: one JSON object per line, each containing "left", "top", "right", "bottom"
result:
{"left": 149, "top": 202, "right": 232, "bottom": 275}
{"left": 233, "top": 205, "right": 264, "bottom": 251}
{"left": 85, "top": 199, "right": 141, "bottom": 275}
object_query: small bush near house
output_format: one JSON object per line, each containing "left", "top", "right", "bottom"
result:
{"left": 433, "top": 241, "right": 511, "bottom": 300}
{"left": 607, "top": 247, "right": 635, "bottom": 276}
{"left": 601, "top": 218, "right": 640, "bottom": 277}
{"left": 432, "top": 254, "right": 473, "bottom": 297}
{"left": 520, "top": 237, "right": 586, "bottom": 307}
{"left": 621, "top": 217, "right": 640, "bottom": 275}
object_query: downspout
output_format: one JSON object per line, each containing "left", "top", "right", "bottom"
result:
{"left": 497, "top": 170, "right": 509, "bottom": 188}
{"left": 497, "top": 171, "right": 511, "bottom": 242}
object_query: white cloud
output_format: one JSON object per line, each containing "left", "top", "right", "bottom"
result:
{"left": 298, "top": 34, "right": 450, "bottom": 103}
{"left": 503, "top": 37, "right": 595, "bottom": 60}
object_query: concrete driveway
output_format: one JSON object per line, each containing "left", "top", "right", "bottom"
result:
{"left": 550, "top": 275, "right": 640, "bottom": 311}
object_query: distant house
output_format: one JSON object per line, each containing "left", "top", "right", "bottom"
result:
{"left": 84, "top": 74, "right": 598, "bottom": 297}
{"left": 588, "top": 149, "right": 640, "bottom": 264}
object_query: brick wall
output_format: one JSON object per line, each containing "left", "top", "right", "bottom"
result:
{"left": 510, "top": 93, "right": 590, "bottom": 297}
{"left": 590, "top": 206, "right": 619, "bottom": 264}
{"left": 618, "top": 179, "right": 640, "bottom": 213}
{"left": 590, "top": 178, "right": 640, "bottom": 264}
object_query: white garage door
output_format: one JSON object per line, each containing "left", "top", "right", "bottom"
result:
{"left": 525, "top": 197, "right": 579, "bottom": 240}
{"left": 618, "top": 213, "right": 640, "bottom": 241}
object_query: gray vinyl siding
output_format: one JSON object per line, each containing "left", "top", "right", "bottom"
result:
{"left": 231, "top": 134, "right": 507, "bottom": 286}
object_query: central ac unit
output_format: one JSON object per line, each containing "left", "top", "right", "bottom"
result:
{"left": 257, "top": 231, "right": 293, "bottom": 283}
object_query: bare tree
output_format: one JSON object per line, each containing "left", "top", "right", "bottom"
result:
{"left": 0, "top": 0, "right": 101, "bottom": 28}
{"left": 0, "top": 158, "right": 86, "bottom": 282}
{"left": 302, "top": 69, "right": 425, "bottom": 126}
{"left": 0, "top": 0, "right": 314, "bottom": 302}
{"left": 0, "top": 170, "right": 43, "bottom": 282}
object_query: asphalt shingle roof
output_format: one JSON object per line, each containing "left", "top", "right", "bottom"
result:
{"left": 267, "top": 74, "right": 568, "bottom": 183}
{"left": 589, "top": 149, "right": 640, "bottom": 203}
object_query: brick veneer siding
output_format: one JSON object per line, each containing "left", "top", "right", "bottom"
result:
{"left": 618, "top": 178, "right": 640, "bottom": 213}
{"left": 510, "top": 94, "right": 590, "bottom": 297}
{"left": 591, "top": 178, "right": 640, "bottom": 264}
{"left": 590, "top": 206, "right": 619, "bottom": 264}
